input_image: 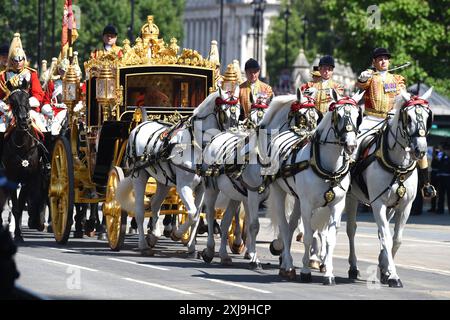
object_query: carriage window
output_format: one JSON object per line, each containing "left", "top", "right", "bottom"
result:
{"left": 125, "top": 74, "right": 207, "bottom": 108}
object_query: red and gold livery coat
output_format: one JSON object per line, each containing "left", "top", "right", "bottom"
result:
{"left": 239, "top": 80, "right": 273, "bottom": 118}
{"left": 301, "top": 79, "right": 344, "bottom": 114}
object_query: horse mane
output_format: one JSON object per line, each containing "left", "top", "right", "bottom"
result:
{"left": 315, "top": 110, "right": 332, "bottom": 133}
{"left": 259, "top": 94, "right": 297, "bottom": 130}
{"left": 193, "top": 90, "right": 219, "bottom": 117}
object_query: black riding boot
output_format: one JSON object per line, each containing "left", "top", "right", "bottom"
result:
{"left": 418, "top": 168, "right": 437, "bottom": 199}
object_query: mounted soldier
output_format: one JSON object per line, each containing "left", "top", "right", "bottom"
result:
{"left": 300, "top": 55, "right": 344, "bottom": 114}
{"left": 239, "top": 58, "right": 273, "bottom": 120}
{"left": 0, "top": 33, "right": 48, "bottom": 133}
{"left": 356, "top": 47, "right": 436, "bottom": 198}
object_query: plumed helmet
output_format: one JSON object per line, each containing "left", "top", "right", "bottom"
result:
{"left": 244, "top": 58, "right": 260, "bottom": 71}
{"left": 372, "top": 47, "right": 392, "bottom": 59}
{"left": 7, "top": 33, "right": 27, "bottom": 69}
{"left": 318, "top": 55, "right": 335, "bottom": 68}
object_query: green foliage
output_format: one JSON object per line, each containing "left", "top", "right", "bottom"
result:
{"left": 0, "top": 0, "right": 185, "bottom": 71}
{"left": 266, "top": 0, "right": 450, "bottom": 97}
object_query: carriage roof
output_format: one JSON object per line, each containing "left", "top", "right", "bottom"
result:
{"left": 83, "top": 15, "right": 219, "bottom": 125}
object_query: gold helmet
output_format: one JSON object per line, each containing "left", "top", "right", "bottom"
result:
{"left": 7, "top": 33, "right": 27, "bottom": 70}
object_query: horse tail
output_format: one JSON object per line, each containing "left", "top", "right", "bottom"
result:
{"left": 116, "top": 176, "right": 135, "bottom": 214}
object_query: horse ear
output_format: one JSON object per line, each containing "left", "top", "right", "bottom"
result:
{"left": 351, "top": 90, "right": 364, "bottom": 104}
{"left": 330, "top": 88, "right": 341, "bottom": 103}
{"left": 233, "top": 85, "right": 240, "bottom": 99}
{"left": 420, "top": 86, "right": 433, "bottom": 101}
{"left": 297, "top": 87, "right": 302, "bottom": 101}
{"left": 309, "top": 87, "right": 318, "bottom": 100}
{"left": 218, "top": 86, "right": 223, "bottom": 97}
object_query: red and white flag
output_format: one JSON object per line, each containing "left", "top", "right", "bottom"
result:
{"left": 61, "top": 0, "right": 78, "bottom": 58}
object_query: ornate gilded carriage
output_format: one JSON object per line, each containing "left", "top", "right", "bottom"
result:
{"left": 48, "top": 16, "right": 242, "bottom": 250}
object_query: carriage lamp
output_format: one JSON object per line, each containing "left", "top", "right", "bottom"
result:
{"left": 96, "top": 66, "right": 117, "bottom": 120}
{"left": 221, "top": 64, "right": 238, "bottom": 95}
{"left": 62, "top": 65, "right": 80, "bottom": 106}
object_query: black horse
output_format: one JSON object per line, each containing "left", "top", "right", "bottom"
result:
{"left": 1, "top": 88, "right": 49, "bottom": 242}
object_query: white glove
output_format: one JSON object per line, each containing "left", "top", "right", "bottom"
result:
{"left": 29, "top": 96, "right": 40, "bottom": 108}
{"left": 74, "top": 101, "right": 84, "bottom": 113}
{"left": 0, "top": 101, "right": 9, "bottom": 113}
{"left": 358, "top": 70, "right": 373, "bottom": 82}
{"left": 41, "top": 104, "right": 54, "bottom": 118}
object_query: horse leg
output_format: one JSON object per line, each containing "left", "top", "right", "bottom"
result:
{"left": 230, "top": 201, "right": 245, "bottom": 253}
{"left": 146, "top": 182, "right": 170, "bottom": 248}
{"left": 322, "top": 200, "right": 346, "bottom": 285}
{"left": 163, "top": 214, "right": 174, "bottom": 238}
{"left": 246, "top": 190, "right": 262, "bottom": 270}
{"left": 219, "top": 199, "right": 239, "bottom": 265}
{"left": 372, "top": 202, "right": 402, "bottom": 287}
{"left": 345, "top": 196, "right": 360, "bottom": 279}
{"left": 132, "top": 172, "right": 153, "bottom": 256}
{"left": 392, "top": 203, "right": 412, "bottom": 259}
{"left": 129, "top": 217, "right": 138, "bottom": 234}
{"left": 185, "top": 183, "right": 205, "bottom": 256}
{"left": 300, "top": 202, "right": 314, "bottom": 283}
{"left": 11, "top": 190, "right": 23, "bottom": 243}
{"left": 200, "top": 187, "right": 219, "bottom": 263}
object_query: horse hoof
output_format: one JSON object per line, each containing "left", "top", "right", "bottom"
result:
{"left": 296, "top": 232, "right": 304, "bottom": 242}
{"left": 201, "top": 248, "right": 214, "bottom": 264}
{"left": 97, "top": 233, "right": 107, "bottom": 241}
{"left": 230, "top": 241, "right": 245, "bottom": 254}
{"left": 220, "top": 256, "right": 233, "bottom": 266}
{"left": 323, "top": 276, "right": 336, "bottom": 286}
{"left": 37, "top": 224, "right": 45, "bottom": 232}
{"left": 269, "top": 240, "right": 283, "bottom": 256}
{"left": 279, "top": 268, "right": 296, "bottom": 281}
{"left": 388, "top": 278, "right": 403, "bottom": 288}
{"left": 249, "top": 262, "right": 262, "bottom": 270}
{"left": 146, "top": 234, "right": 158, "bottom": 247}
{"left": 243, "top": 251, "right": 251, "bottom": 260}
{"left": 348, "top": 267, "right": 360, "bottom": 280}
{"left": 170, "top": 230, "right": 181, "bottom": 242}
{"left": 46, "top": 225, "right": 53, "bottom": 233}
{"left": 319, "top": 264, "right": 327, "bottom": 273}
{"left": 140, "top": 248, "right": 154, "bottom": 257}
{"left": 380, "top": 273, "right": 389, "bottom": 285}
{"left": 198, "top": 224, "right": 208, "bottom": 235}
{"left": 163, "top": 229, "right": 171, "bottom": 238}
{"left": 73, "top": 230, "right": 84, "bottom": 239}
{"left": 278, "top": 256, "right": 282, "bottom": 266}
{"left": 128, "top": 227, "right": 137, "bottom": 235}
{"left": 309, "top": 260, "right": 320, "bottom": 270}
{"left": 300, "top": 272, "right": 312, "bottom": 283}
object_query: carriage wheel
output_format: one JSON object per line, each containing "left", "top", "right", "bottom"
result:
{"left": 48, "top": 137, "right": 74, "bottom": 244}
{"left": 228, "top": 209, "right": 246, "bottom": 254}
{"left": 104, "top": 166, "right": 128, "bottom": 251}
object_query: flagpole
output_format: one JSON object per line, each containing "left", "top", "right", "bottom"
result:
{"left": 68, "top": 0, "right": 73, "bottom": 64}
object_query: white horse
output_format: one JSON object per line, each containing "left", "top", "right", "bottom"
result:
{"left": 116, "top": 87, "right": 241, "bottom": 256}
{"left": 345, "top": 88, "right": 434, "bottom": 287}
{"left": 200, "top": 89, "right": 321, "bottom": 268}
{"left": 267, "top": 89, "right": 364, "bottom": 284}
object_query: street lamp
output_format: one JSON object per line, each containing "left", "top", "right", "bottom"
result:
{"left": 283, "top": 4, "right": 291, "bottom": 68}
{"left": 251, "top": 0, "right": 266, "bottom": 67}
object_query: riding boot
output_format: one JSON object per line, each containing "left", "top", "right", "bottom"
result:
{"left": 418, "top": 168, "right": 437, "bottom": 199}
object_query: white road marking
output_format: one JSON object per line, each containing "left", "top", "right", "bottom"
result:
{"left": 351, "top": 233, "right": 450, "bottom": 247}
{"left": 202, "top": 277, "right": 271, "bottom": 294}
{"left": 47, "top": 247, "right": 78, "bottom": 253}
{"left": 108, "top": 257, "right": 169, "bottom": 271}
{"left": 39, "top": 258, "right": 99, "bottom": 272}
{"left": 123, "top": 277, "right": 193, "bottom": 295}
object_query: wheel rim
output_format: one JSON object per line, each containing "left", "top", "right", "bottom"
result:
{"left": 49, "top": 140, "right": 70, "bottom": 242}
{"left": 228, "top": 211, "right": 245, "bottom": 251}
{"left": 104, "top": 167, "right": 124, "bottom": 249}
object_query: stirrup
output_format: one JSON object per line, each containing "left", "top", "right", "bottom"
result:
{"left": 421, "top": 184, "right": 437, "bottom": 199}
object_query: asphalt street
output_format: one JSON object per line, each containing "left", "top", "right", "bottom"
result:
{"left": 3, "top": 205, "right": 450, "bottom": 300}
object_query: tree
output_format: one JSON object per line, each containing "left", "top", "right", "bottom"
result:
{"left": 0, "top": 0, "right": 186, "bottom": 72}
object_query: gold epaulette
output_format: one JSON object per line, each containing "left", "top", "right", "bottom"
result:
{"left": 25, "top": 66, "right": 37, "bottom": 73}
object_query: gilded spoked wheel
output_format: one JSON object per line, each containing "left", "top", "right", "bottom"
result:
{"left": 104, "top": 166, "right": 128, "bottom": 251}
{"left": 228, "top": 209, "right": 246, "bottom": 254}
{"left": 49, "top": 137, "right": 74, "bottom": 244}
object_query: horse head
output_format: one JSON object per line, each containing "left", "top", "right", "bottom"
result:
{"left": 8, "top": 87, "right": 32, "bottom": 131}
{"left": 395, "top": 88, "right": 433, "bottom": 160}
{"left": 215, "top": 86, "right": 241, "bottom": 131}
{"left": 249, "top": 91, "right": 271, "bottom": 126}
{"left": 326, "top": 89, "right": 364, "bottom": 155}
{"left": 289, "top": 87, "right": 322, "bottom": 131}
